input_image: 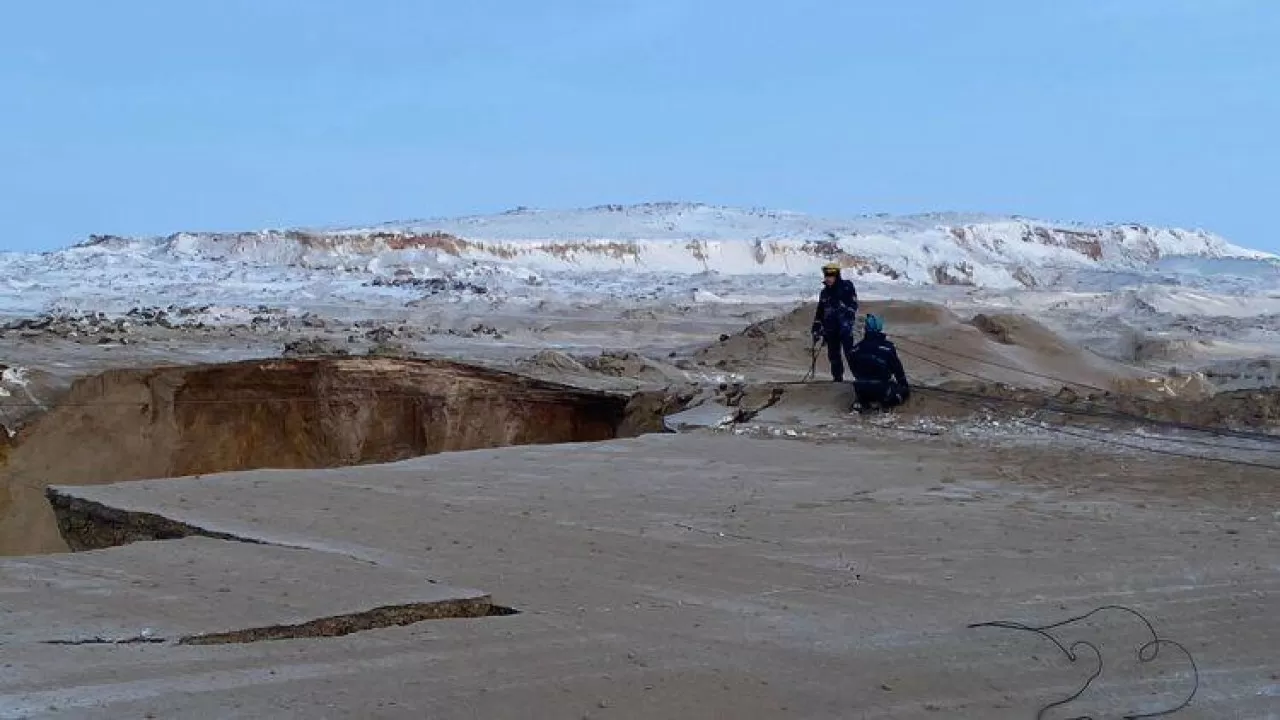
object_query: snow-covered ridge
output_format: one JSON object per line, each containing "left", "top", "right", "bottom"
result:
{"left": 69, "top": 203, "right": 1272, "bottom": 289}
{"left": 1, "top": 203, "right": 1276, "bottom": 319}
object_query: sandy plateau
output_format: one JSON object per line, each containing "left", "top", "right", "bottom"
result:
{"left": 0, "top": 207, "right": 1278, "bottom": 718}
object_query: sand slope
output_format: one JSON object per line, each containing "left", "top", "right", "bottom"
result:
{"left": 689, "top": 300, "right": 1198, "bottom": 397}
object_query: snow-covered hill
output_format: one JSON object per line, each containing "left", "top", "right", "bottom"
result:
{"left": 1, "top": 202, "right": 1276, "bottom": 317}
{"left": 86, "top": 203, "right": 1272, "bottom": 281}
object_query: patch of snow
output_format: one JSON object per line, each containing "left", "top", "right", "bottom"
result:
{"left": 0, "top": 366, "right": 29, "bottom": 397}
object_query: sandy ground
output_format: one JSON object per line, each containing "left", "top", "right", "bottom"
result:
{"left": 2, "top": 285, "right": 1258, "bottom": 434}
{"left": 2, "top": 280, "right": 1276, "bottom": 412}
{"left": 3, "top": 433, "right": 1275, "bottom": 719}
{"left": 1, "top": 285, "right": 1278, "bottom": 718}
{"left": 0, "top": 299, "right": 786, "bottom": 429}
{"left": 0, "top": 536, "right": 490, "bottom": 646}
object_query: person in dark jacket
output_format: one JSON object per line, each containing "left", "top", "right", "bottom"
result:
{"left": 810, "top": 263, "right": 860, "bottom": 381}
{"left": 849, "top": 314, "right": 911, "bottom": 410}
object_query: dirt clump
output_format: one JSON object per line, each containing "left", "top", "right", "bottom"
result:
{"left": 617, "top": 387, "right": 702, "bottom": 436}
{"left": 1, "top": 357, "right": 631, "bottom": 556}
{"left": 1130, "top": 336, "right": 1216, "bottom": 364}
{"left": 282, "top": 338, "right": 350, "bottom": 357}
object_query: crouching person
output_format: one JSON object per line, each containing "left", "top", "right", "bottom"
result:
{"left": 849, "top": 314, "right": 911, "bottom": 411}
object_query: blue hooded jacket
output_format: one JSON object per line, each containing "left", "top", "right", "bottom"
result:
{"left": 851, "top": 328, "right": 908, "bottom": 387}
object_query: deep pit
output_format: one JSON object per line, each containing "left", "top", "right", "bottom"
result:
{"left": 1, "top": 356, "right": 642, "bottom": 556}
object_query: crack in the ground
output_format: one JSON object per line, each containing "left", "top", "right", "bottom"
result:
{"left": 43, "top": 635, "right": 166, "bottom": 645}
{"left": 46, "top": 489, "right": 433, "bottom": 576}
{"left": 45, "top": 490, "right": 288, "bottom": 553}
{"left": 180, "top": 599, "right": 518, "bottom": 645}
{"left": 42, "top": 480, "right": 527, "bottom": 650}
{"left": 41, "top": 602, "right": 520, "bottom": 647}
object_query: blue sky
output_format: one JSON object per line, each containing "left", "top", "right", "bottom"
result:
{"left": 1, "top": 0, "right": 1276, "bottom": 252}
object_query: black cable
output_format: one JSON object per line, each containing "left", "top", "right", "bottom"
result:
{"left": 909, "top": 384, "right": 1280, "bottom": 457}
{"left": 969, "top": 604, "right": 1198, "bottom": 719}
{"left": 898, "top": 334, "right": 1125, "bottom": 394}
{"left": 1022, "top": 420, "right": 1280, "bottom": 471}
{"left": 855, "top": 343, "right": 1271, "bottom": 455}
{"left": 896, "top": 347, "right": 1280, "bottom": 456}
{"left": 895, "top": 334, "right": 1280, "bottom": 444}
{"left": 800, "top": 338, "right": 823, "bottom": 383}
{"left": 779, "top": 346, "right": 1280, "bottom": 469}
{"left": 764, "top": 377, "right": 1280, "bottom": 467}
{"left": 895, "top": 371, "right": 1280, "bottom": 468}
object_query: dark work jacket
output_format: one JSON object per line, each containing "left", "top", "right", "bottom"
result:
{"left": 850, "top": 331, "right": 908, "bottom": 386}
{"left": 814, "top": 278, "right": 859, "bottom": 332}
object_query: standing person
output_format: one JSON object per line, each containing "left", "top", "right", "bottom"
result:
{"left": 810, "top": 262, "right": 859, "bottom": 381}
{"left": 849, "top": 314, "right": 911, "bottom": 410}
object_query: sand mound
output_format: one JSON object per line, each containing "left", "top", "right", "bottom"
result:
{"left": 1131, "top": 337, "right": 1216, "bottom": 364}
{"left": 687, "top": 304, "right": 824, "bottom": 378}
{"left": 688, "top": 300, "right": 1190, "bottom": 398}
{"left": 867, "top": 301, "right": 957, "bottom": 327}
{"left": 519, "top": 350, "right": 592, "bottom": 374}
{"left": 0, "top": 357, "right": 630, "bottom": 556}
{"left": 967, "top": 313, "right": 1074, "bottom": 355}
{"left": 581, "top": 351, "right": 692, "bottom": 385}
{"left": 516, "top": 349, "right": 697, "bottom": 389}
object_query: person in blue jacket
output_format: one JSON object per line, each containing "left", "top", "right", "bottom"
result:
{"left": 849, "top": 314, "right": 911, "bottom": 410}
{"left": 811, "top": 263, "right": 860, "bottom": 381}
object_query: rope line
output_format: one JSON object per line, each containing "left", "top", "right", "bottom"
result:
{"left": 916, "top": 385, "right": 1280, "bottom": 456}
{"left": 895, "top": 334, "right": 1280, "bottom": 444}
{"left": 788, "top": 323, "right": 1280, "bottom": 469}
{"left": 889, "top": 365, "right": 1280, "bottom": 456}
{"left": 891, "top": 353, "right": 1280, "bottom": 469}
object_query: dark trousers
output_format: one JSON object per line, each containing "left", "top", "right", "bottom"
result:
{"left": 853, "top": 380, "right": 909, "bottom": 409}
{"left": 823, "top": 330, "right": 856, "bottom": 381}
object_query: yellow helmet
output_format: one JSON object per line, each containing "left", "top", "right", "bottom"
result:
{"left": 821, "top": 262, "right": 842, "bottom": 275}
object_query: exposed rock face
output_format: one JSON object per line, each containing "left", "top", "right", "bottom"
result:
{"left": 0, "top": 357, "right": 630, "bottom": 556}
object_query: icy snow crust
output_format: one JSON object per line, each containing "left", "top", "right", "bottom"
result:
{"left": 1, "top": 203, "right": 1276, "bottom": 321}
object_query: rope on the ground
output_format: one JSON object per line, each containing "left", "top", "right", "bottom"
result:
{"left": 774, "top": 342, "right": 1280, "bottom": 469}
{"left": 894, "top": 334, "right": 1280, "bottom": 445}
{"left": 907, "top": 383, "right": 1280, "bottom": 456}
{"left": 894, "top": 345, "right": 1280, "bottom": 455}
{"left": 1014, "top": 418, "right": 1280, "bottom": 471}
